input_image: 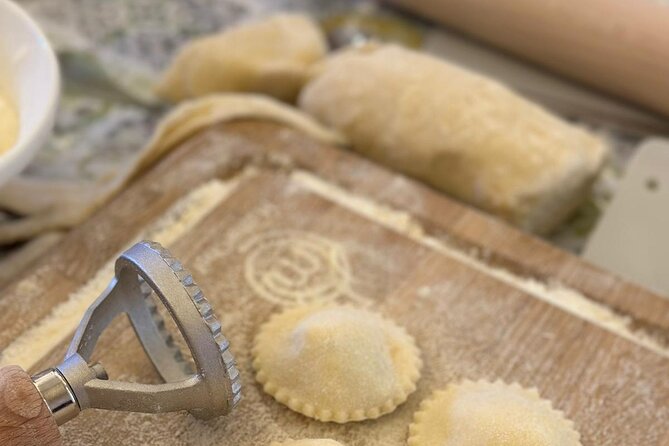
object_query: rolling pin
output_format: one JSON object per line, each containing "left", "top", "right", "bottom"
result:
{"left": 385, "top": 0, "right": 669, "bottom": 118}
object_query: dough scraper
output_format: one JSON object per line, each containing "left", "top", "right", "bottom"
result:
{"left": 583, "top": 138, "right": 669, "bottom": 296}
{"left": 0, "top": 241, "right": 241, "bottom": 446}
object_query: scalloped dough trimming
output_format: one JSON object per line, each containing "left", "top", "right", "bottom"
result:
{"left": 408, "top": 380, "right": 582, "bottom": 446}
{"left": 252, "top": 304, "right": 422, "bottom": 423}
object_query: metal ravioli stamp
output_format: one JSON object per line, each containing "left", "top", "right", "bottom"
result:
{"left": 31, "top": 240, "right": 241, "bottom": 425}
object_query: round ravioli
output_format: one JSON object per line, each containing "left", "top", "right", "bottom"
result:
{"left": 270, "top": 440, "right": 345, "bottom": 446}
{"left": 408, "top": 380, "right": 581, "bottom": 446}
{"left": 253, "top": 304, "right": 422, "bottom": 423}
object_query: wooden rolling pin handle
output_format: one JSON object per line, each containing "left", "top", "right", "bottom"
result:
{"left": 0, "top": 366, "right": 62, "bottom": 446}
{"left": 386, "top": 0, "right": 669, "bottom": 118}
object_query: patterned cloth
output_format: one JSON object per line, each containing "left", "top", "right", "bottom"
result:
{"left": 15, "top": 0, "right": 355, "bottom": 182}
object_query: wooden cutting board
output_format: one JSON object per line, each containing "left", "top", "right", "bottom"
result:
{"left": 0, "top": 121, "right": 668, "bottom": 445}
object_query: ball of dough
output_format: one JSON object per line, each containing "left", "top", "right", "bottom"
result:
{"left": 299, "top": 44, "right": 607, "bottom": 234}
{"left": 253, "top": 304, "right": 422, "bottom": 423}
{"left": 270, "top": 440, "right": 345, "bottom": 446}
{"left": 157, "top": 14, "right": 327, "bottom": 103}
{"left": 408, "top": 380, "right": 582, "bottom": 446}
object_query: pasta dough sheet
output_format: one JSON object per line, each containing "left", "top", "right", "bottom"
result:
{"left": 0, "top": 93, "right": 342, "bottom": 245}
{"left": 299, "top": 44, "right": 608, "bottom": 234}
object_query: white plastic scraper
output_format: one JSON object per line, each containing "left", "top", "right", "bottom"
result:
{"left": 583, "top": 138, "right": 669, "bottom": 296}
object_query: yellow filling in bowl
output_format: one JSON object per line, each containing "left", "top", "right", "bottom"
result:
{"left": 0, "top": 92, "right": 18, "bottom": 153}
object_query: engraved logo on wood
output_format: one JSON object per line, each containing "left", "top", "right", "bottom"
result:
{"left": 239, "top": 230, "right": 365, "bottom": 306}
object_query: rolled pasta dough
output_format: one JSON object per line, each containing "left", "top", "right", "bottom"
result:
{"left": 299, "top": 44, "right": 607, "bottom": 234}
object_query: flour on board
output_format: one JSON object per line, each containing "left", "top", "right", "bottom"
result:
{"left": 291, "top": 170, "right": 669, "bottom": 358}
{"left": 0, "top": 177, "right": 245, "bottom": 369}
{"left": 6, "top": 167, "right": 666, "bottom": 370}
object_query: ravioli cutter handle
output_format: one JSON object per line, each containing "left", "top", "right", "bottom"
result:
{"left": 0, "top": 365, "right": 63, "bottom": 446}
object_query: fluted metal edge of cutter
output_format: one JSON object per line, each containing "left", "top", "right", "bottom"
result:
{"left": 138, "top": 240, "right": 242, "bottom": 409}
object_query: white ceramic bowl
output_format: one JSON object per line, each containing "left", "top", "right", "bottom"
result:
{"left": 0, "top": 0, "right": 59, "bottom": 186}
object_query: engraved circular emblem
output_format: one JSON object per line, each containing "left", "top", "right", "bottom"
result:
{"left": 240, "top": 230, "right": 354, "bottom": 306}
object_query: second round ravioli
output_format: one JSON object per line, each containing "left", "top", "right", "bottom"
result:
{"left": 252, "top": 304, "right": 422, "bottom": 423}
{"left": 408, "top": 380, "right": 582, "bottom": 446}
